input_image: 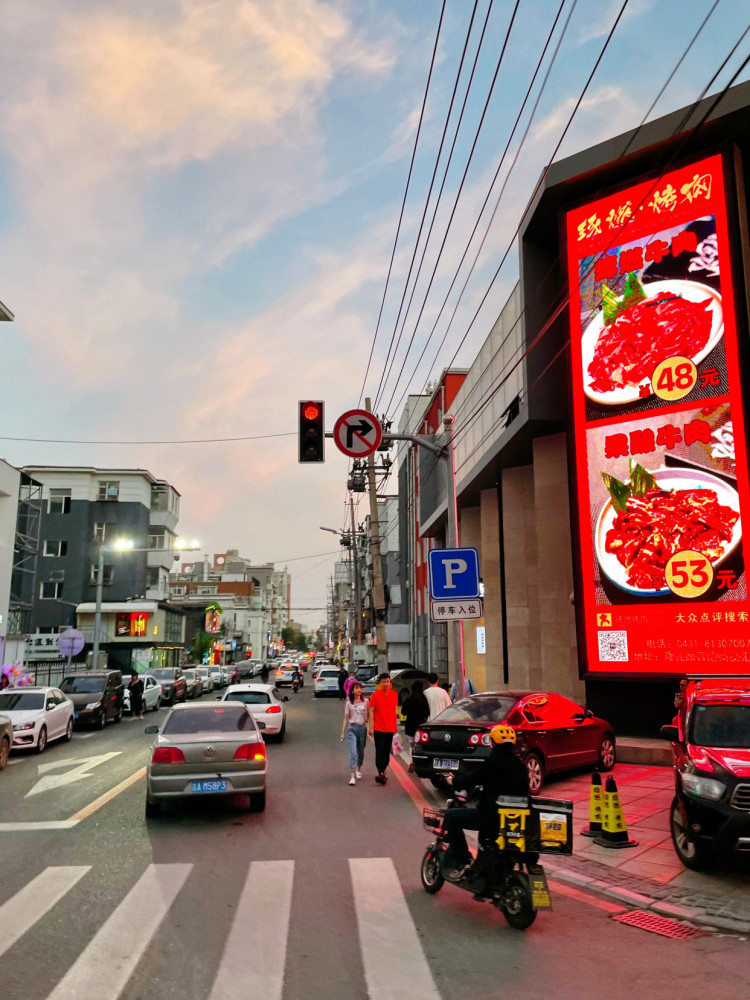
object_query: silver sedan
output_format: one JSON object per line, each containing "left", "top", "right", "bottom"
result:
{"left": 144, "top": 702, "right": 267, "bottom": 817}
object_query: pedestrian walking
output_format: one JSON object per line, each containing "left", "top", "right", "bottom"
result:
{"left": 337, "top": 665, "right": 348, "bottom": 700}
{"left": 450, "top": 676, "right": 477, "bottom": 701}
{"left": 343, "top": 668, "right": 358, "bottom": 698}
{"left": 340, "top": 682, "right": 369, "bottom": 784}
{"left": 130, "top": 672, "right": 145, "bottom": 719}
{"left": 260, "top": 663, "right": 269, "bottom": 683}
{"left": 368, "top": 673, "right": 399, "bottom": 785}
{"left": 401, "top": 681, "right": 429, "bottom": 773}
{"left": 424, "top": 671, "right": 451, "bottom": 720}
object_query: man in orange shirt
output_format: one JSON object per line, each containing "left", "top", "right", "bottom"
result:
{"left": 368, "top": 673, "right": 399, "bottom": 785}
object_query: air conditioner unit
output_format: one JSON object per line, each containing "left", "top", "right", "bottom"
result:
{"left": 49, "top": 570, "right": 65, "bottom": 582}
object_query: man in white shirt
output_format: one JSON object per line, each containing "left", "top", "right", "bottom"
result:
{"left": 424, "top": 672, "right": 452, "bottom": 721}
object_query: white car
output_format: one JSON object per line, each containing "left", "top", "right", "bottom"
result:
{"left": 122, "top": 674, "right": 163, "bottom": 713}
{"left": 0, "top": 687, "right": 74, "bottom": 753}
{"left": 313, "top": 667, "right": 341, "bottom": 697}
{"left": 208, "top": 666, "right": 225, "bottom": 689}
{"left": 193, "top": 667, "right": 214, "bottom": 693}
{"left": 273, "top": 662, "right": 303, "bottom": 688}
{"left": 218, "top": 684, "right": 288, "bottom": 741}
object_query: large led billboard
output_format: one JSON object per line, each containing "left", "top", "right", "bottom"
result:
{"left": 566, "top": 153, "right": 750, "bottom": 676}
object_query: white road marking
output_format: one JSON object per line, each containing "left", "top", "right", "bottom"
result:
{"left": 27, "top": 752, "right": 121, "bottom": 797}
{"left": 0, "top": 866, "right": 90, "bottom": 958}
{"left": 210, "top": 861, "right": 294, "bottom": 1000}
{"left": 349, "top": 858, "right": 441, "bottom": 1000}
{"left": 0, "top": 821, "right": 79, "bottom": 831}
{"left": 45, "top": 864, "right": 192, "bottom": 1000}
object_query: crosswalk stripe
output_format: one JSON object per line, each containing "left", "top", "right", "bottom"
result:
{"left": 45, "top": 863, "right": 192, "bottom": 1000}
{"left": 349, "top": 858, "right": 442, "bottom": 1000}
{"left": 0, "top": 866, "right": 90, "bottom": 959}
{"left": 209, "top": 860, "right": 294, "bottom": 1000}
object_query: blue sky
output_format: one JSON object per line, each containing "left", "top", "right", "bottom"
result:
{"left": 0, "top": 0, "right": 747, "bottom": 627}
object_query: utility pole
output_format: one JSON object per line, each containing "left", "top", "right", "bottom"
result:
{"left": 444, "top": 415, "right": 466, "bottom": 701}
{"left": 365, "top": 397, "right": 388, "bottom": 673}
{"left": 91, "top": 545, "right": 104, "bottom": 670}
{"left": 350, "top": 498, "right": 362, "bottom": 645}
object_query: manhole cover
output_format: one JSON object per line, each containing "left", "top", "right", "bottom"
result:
{"left": 612, "top": 910, "right": 703, "bottom": 939}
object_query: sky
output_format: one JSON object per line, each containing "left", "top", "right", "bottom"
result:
{"left": 0, "top": 0, "right": 747, "bottom": 629}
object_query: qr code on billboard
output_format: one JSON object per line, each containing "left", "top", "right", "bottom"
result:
{"left": 598, "top": 630, "right": 628, "bottom": 662}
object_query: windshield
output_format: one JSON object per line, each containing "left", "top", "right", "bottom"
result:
{"left": 183, "top": 671, "right": 195, "bottom": 680}
{"left": 162, "top": 707, "right": 254, "bottom": 734}
{"left": 433, "top": 696, "right": 518, "bottom": 724}
{"left": 689, "top": 704, "right": 750, "bottom": 748}
{"left": 0, "top": 692, "right": 45, "bottom": 711}
{"left": 151, "top": 669, "right": 175, "bottom": 680}
{"left": 60, "top": 676, "right": 105, "bottom": 694}
{"left": 225, "top": 692, "right": 271, "bottom": 705}
{"left": 355, "top": 668, "right": 375, "bottom": 680}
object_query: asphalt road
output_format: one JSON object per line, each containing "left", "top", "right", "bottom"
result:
{"left": 1, "top": 681, "right": 749, "bottom": 1000}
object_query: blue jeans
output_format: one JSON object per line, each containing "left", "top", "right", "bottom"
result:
{"left": 346, "top": 724, "right": 367, "bottom": 771}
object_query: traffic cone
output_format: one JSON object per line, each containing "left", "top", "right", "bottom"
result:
{"left": 581, "top": 772, "right": 603, "bottom": 837}
{"left": 593, "top": 775, "right": 638, "bottom": 849}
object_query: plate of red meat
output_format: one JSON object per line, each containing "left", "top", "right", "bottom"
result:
{"left": 583, "top": 280, "right": 723, "bottom": 406}
{"left": 594, "top": 467, "right": 742, "bottom": 597}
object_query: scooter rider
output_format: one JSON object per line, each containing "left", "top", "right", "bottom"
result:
{"left": 442, "top": 724, "right": 529, "bottom": 876}
{"left": 292, "top": 667, "right": 302, "bottom": 693}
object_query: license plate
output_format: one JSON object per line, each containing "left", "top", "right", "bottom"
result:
{"left": 191, "top": 779, "right": 228, "bottom": 794}
{"left": 434, "top": 758, "right": 460, "bottom": 771}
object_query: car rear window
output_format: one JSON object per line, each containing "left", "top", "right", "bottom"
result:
{"left": 0, "top": 692, "right": 45, "bottom": 711}
{"left": 689, "top": 704, "right": 750, "bottom": 748}
{"left": 60, "top": 676, "right": 105, "bottom": 693}
{"left": 435, "top": 696, "right": 517, "bottom": 724}
{"left": 162, "top": 707, "right": 255, "bottom": 734}
{"left": 320, "top": 670, "right": 339, "bottom": 678}
{"left": 225, "top": 692, "right": 271, "bottom": 705}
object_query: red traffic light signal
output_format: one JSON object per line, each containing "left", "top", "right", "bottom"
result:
{"left": 298, "top": 400, "right": 325, "bottom": 463}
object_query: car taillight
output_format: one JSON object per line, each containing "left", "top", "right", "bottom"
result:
{"left": 415, "top": 730, "right": 428, "bottom": 744}
{"left": 233, "top": 742, "right": 266, "bottom": 761}
{"left": 151, "top": 747, "right": 186, "bottom": 764}
{"left": 468, "top": 732, "right": 492, "bottom": 746}
{"left": 266, "top": 705, "right": 282, "bottom": 713}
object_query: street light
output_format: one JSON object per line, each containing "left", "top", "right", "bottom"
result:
{"left": 91, "top": 537, "right": 201, "bottom": 669}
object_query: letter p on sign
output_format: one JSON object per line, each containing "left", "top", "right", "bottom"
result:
{"left": 428, "top": 547, "right": 481, "bottom": 601}
{"left": 443, "top": 559, "right": 468, "bottom": 589}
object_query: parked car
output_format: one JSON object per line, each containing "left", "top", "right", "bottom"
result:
{"left": 60, "top": 670, "right": 124, "bottom": 729}
{"left": 149, "top": 667, "right": 187, "bottom": 706}
{"left": 412, "top": 690, "right": 615, "bottom": 793}
{"left": 144, "top": 702, "right": 267, "bottom": 816}
{"left": 354, "top": 665, "right": 377, "bottom": 698}
{"left": 194, "top": 667, "right": 214, "bottom": 693}
{"left": 123, "top": 674, "right": 163, "bottom": 714}
{"left": 208, "top": 666, "right": 226, "bottom": 690}
{"left": 274, "top": 662, "right": 303, "bottom": 688}
{"left": 218, "top": 684, "right": 288, "bottom": 741}
{"left": 237, "top": 661, "right": 262, "bottom": 680}
{"left": 314, "top": 667, "right": 341, "bottom": 697}
{"left": 661, "top": 678, "right": 750, "bottom": 869}
{"left": 389, "top": 667, "right": 430, "bottom": 705}
{"left": 0, "top": 687, "right": 75, "bottom": 753}
{"left": 183, "top": 669, "right": 204, "bottom": 700}
{"left": 0, "top": 713, "right": 11, "bottom": 769}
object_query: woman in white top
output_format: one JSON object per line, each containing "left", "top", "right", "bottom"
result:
{"left": 340, "top": 682, "right": 370, "bottom": 785}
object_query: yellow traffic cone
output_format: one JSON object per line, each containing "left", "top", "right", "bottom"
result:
{"left": 593, "top": 775, "right": 638, "bottom": 848}
{"left": 581, "top": 772, "right": 603, "bottom": 838}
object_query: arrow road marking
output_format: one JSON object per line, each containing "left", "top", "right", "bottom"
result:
{"left": 345, "top": 418, "right": 374, "bottom": 450}
{"left": 26, "top": 752, "right": 121, "bottom": 797}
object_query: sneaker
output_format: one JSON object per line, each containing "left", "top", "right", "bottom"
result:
{"left": 356, "top": 771, "right": 362, "bottom": 779}
{"left": 349, "top": 778, "right": 356, "bottom": 785}
{"left": 375, "top": 774, "right": 385, "bottom": 785}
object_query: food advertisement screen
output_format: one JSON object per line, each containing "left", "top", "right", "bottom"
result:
{"left": 566, "top": 153, "right": 750, "bottom": 676}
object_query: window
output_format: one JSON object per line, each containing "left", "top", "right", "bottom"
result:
{"left": 148, "top": 533, "right": 164, "bottom": 549}
{"left": 146, "top": 567, "right": 160, "bottom": 589}
{"left": 90, "top": 564, "right": 114, "bottom": 586}
{"left": 98, "top": 481, "right": 119, "bottom": 501}
{"left": 150, "top": 484, "right": 168, "bottom": 511}
{"left": 40, "top": 581, "right": 62, "bottom": 599}
{"left": 170, "top": 586, "right": 186, "bottom": 596}
{"left": 93, "top": 523, "right": 108, "bottom": 544}
{"left": 197, "top": 586, "right": 217, "bottom": 596}
{"left": 48, "top": 489, "right": 71, "bottom": 514}
{"left": 43, "top": 540, "right": 67, "bottom": 558}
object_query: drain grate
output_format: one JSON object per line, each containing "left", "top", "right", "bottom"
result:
{"left": 612, "top": 910, "right": 703, "bottom": 939}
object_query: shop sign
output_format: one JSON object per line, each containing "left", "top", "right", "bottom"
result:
{"left": 566, "top": 153, "right": 750, "bottom": 675}
{"left": 115, "top": 612, "right": 150, "bottom": 638}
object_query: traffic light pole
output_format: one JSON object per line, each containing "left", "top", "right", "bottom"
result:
{"left": 350, "top": 498, "right": 363, "bottom": 644}
{"left": 365, "top": 398, "right": 388, "bottom": 674}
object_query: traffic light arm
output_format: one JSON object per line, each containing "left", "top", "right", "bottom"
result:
{"left": 324, "top": 431, "right": 446, "bottom": 458}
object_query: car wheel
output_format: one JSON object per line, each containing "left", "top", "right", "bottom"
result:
{"left": 670, "top": 796, "right": 709, "bottom": 869}
{"left": 36, "top": 726, "right": 48, "bottom": 754}
{"left": 98, "top": 708, "right": 107, "bottom": 729}
{"left": 65, "top": 718, "right": 74, "bottom": 742}
{"left": 145, "top": 796, "right": 161, "bottom": 819}
{"left": 275, "top": 721, "right": 286, "bottom": 744}
{"left": 180, "top": 690, "right": 187, "bottom": 703}
{"left": 250, "top": 789, "right": 266, "bottom": 813}
{"left": 598, "top": 735, "right": 615, "bottom": 771}
{"left": 0, "top": 736, "right": 9, "bottom": 770}
{"left": 524, "top": 752, "right": 544, "bottom": 794}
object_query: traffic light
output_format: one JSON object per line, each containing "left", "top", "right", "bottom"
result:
{"left": 298, "top": 400, "right": 325, "bottom": 462}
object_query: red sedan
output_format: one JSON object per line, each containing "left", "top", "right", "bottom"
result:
{"left": 412, "top": 689, "right": 616, "bottom": 793}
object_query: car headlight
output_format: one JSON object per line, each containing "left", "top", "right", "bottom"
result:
{"left": 85, "top": 702, "right": 101, "bottom": 710}
{"left": 13, "top": 722, "right": 35, "bottom": 731}
{"left": 682, "top": 773, "right": 726, "bottom": 801}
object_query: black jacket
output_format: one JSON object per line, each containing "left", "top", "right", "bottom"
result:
{"left": 462, "top": 744, "right": 529, "bottom": 842}
{"left": 401, "top": 691, "right": 429, "bottom": 736}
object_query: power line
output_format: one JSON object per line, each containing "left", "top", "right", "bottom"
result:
{"left": 357, "top": 0, "right": 447, "bottom": 406}
{"left": 0, "top": 432, "right": 296, "bottom": 445}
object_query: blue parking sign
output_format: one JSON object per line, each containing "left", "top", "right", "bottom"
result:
{"left": 428, "top": 547, "right": 480, "bottom": 600}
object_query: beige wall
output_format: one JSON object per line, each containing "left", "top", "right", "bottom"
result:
{"left": 457, "top": 507, "right": 486, "bottom": 691}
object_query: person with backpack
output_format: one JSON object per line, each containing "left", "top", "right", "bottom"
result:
{"left": 401, "top": 681, "right": 429, "bottom": 773}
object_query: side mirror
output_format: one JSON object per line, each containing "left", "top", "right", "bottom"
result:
{"left": 257, "top": 721, "right": 266, "bottom": 730}
{"left": 46, "top": 702, "right": 55, "bottom": 711}
{"left": 584, "top": 708, "right": 594, "bottom": 718}
{"left": 145, "top": 725, "right": 159, "bottom": 734}
{"left": 283, "top": 696, "right": 290, "bottom": 702}
{"left": 215, "top": 696, "right": 222, "bottom": 701}
{"left": 572, "top": 712, "right": 585, "bottom": 723}
{"left": 660, "top": 724, "right": 680, "bottom": 742}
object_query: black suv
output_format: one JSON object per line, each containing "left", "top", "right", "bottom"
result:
{"left": 60, "top": 670, "right": 124, "bottom": 729}
{"left": 150, "top": 667, "right": 187, "bottom": 706}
